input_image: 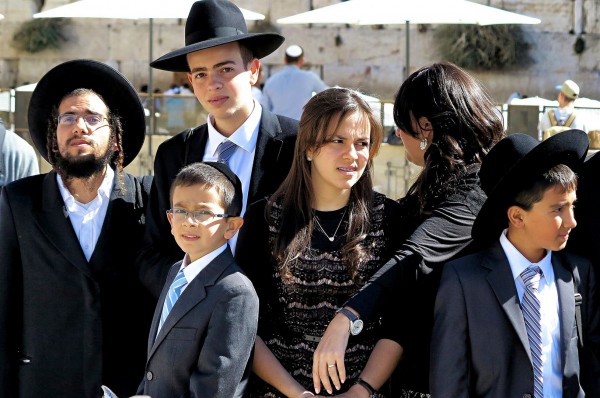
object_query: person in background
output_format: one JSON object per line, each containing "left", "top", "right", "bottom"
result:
{"left": 0, "top": 117, "right": 39, "bottom": 187}
{"left": 138, "top": 0, "right": 297, "bottom": 297}
{"left": 261, "top": 44, "right": 328, "bottom": 120}
{"left": 237, "top": 87, "right": 404, "bottom": 397}
{"left": 0, "top": 60, "right": 155, "bottom": 398}
{"left": 539, "top": 80, "right": 586, "bottom": 139}
{"left": 312, "top": 62, "right": 505, "bottom": 398}
{"left": 431, "top": 130, "right": 600, "bottom": 397}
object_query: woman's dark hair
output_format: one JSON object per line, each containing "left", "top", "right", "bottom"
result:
{"left": 46, "top": 88, "right": 126, "bottom": 189}
{"left": 394, "top": 62, "right": 505, "bottom": 213}
{"left": 268, "top": 87, "right": 383, "bottom": 285}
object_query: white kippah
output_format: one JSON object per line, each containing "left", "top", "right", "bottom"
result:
{"left": 285, "top": 45, "right": 303, "bottom": 57}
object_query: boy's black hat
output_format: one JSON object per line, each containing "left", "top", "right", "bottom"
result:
{"left": 203, "top": 161, "right": 243, "bottom": 216}
{"left": 28, "top": 59, "right": 145, "bottom": 167}
{"left": 151, "top": 0, "right": 284, "bottom": 72}
{"left": 472, "top": 130, "right": 589, "bottom": 244}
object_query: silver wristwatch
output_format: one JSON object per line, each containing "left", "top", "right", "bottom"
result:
{"left": 336, "top": 307, "right": 364, "bottom": 336}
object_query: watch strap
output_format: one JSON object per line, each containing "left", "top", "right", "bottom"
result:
{"left": 354, "top": 377, "right": 377, "bottom": 398}
{"left": 336, "top": 307, "right": 359, "bottom": 322}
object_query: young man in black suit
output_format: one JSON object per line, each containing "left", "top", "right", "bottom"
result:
{"left": 431, "top": 130, "right": 600, "bottom": 397}
{"left": 0, "top": 60, "right": 155, "bottom": 397}
{"left": 138, "top": 0, "right": 298, "bottom": 296}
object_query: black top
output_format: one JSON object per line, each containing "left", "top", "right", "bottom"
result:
{"left": 346, "top": 166, "right": 486, "bottom": 394}
{"left": 236, "top": 192, "right": 405, "bottom": 397}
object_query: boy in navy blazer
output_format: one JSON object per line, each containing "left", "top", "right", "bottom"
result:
{"left": 431, "top": 130, "right": 600, "bottom": 397}
{"left": 138, "top": 162, "right": 258, "bottom": 398}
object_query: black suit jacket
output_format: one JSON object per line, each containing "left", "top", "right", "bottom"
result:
{"left": 139, "top": 249, "right": 258, "bottom": 398}
{"left": 0, "top": 171, "right": 155, "bottom": 398}
{"left": 137, "top": 109, "right": 298, "bottom": 296}
{"left": 568, "top": 151, "right": 600, "bottom": 281}
{"left": 431, "top": 243, "right": 600, "bottom": 397}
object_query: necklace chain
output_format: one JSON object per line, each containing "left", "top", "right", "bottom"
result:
{"left": 314, "top": 208, "right": 347, "bottom": 242}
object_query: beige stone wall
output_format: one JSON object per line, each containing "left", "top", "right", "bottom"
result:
{"left": 1, "top": 0, "right": 600, "bottom": 103}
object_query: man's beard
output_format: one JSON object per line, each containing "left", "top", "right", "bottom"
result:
{"left": 54, "top": 142, "right": 116, "bottom": 180}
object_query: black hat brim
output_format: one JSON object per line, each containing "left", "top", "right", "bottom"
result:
{"left": 150, "top": 33, "right": 284, "bottom": 72}
{"left": 472, "top": 130, "right": 589, "bottom": 244}
{"left": 28, "top": 59, "right": 145, "bottom": 167}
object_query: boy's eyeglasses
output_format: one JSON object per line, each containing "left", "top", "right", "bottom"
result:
{"left": 166, "top": 208, "right": 231, "bottom": 224}
{"left": 57, "top": 113, "right": 108, "bottom": 127}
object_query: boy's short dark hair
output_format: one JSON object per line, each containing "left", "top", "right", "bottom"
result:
{"left": 170, "top": 162, "right": 243, "bottom": 216}
{"left": 512, "top": 164, "right": 578, "bottom": 211}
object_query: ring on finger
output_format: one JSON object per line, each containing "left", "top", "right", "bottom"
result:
{"left": 328, "top": 364, "right": 336, "bottom": 368}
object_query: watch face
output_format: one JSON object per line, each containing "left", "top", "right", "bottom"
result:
{"left": 350, "top": 319, "right": 364, "bottom": 335}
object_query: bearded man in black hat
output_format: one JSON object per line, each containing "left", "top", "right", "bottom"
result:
{"left": 0, "top": 60, "right": 155, "bottom": 398}
{"left": 138, "top": 0, "right": 298, "bottom": 296}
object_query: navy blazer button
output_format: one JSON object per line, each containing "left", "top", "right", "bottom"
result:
{"left": 146, "top": 371, "right": 153, "bottom": 380}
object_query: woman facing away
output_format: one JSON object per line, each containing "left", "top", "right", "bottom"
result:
{"left": 236, "top": 87, "right": 409, "bottom": 397}
{"left": 312, "top": 62, "right": 506, "bottom": 398}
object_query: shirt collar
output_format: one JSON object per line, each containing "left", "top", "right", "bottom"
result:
{"left": 499, "top": 229, "right": 553, "bottom": 281}
{"left": 206, "top": 99, "right": 262, "bottom": 156}
{"left": 179, "top": 243, "right": 228, "bottom": 283}
{"left": 57, "top": 165, "right": 114, "bottom": 209}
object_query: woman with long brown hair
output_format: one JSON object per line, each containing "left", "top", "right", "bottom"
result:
{"left": 237, "top": 87, "right": 405, "bottom": 397}
{"left": 313, "top": 62, "right": 505, "bottom": 398}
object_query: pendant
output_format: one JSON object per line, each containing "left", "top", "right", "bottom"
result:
{"left": 328, "top": 236, "right": 335, "bottom": 242}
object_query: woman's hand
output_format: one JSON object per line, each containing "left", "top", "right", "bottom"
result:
{"left": 312, "top": 312, "right": 352, "bottom": 394}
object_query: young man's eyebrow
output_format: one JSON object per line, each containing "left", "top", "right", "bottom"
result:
{"left": 189, "top": 60, "right": 237, "bottom": 73}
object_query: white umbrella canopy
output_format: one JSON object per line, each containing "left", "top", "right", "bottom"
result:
{"left": 33, "top": 0, "right": 264, "bottom": 20}
{"left": 33, "top": 0, "right": 265, "bottom": 147}
{"left": 278, "top": 0, "right": 539, "bottom": 26}
{"left": 277, "top": 0, "right": 540, "bottom": 78}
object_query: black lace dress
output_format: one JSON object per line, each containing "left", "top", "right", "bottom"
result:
{"left": 237, "top": 192, "right": 405, "bottom": 398}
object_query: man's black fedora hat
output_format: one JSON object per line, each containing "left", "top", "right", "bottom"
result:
{"left": 150, "top": 0, "right": 284, "bottom": 72}
{"left": 472, "top": 130, "right": 589, "bottom": 244}
{"left": 28, "top": 59, "right": 145, "bottom": 167}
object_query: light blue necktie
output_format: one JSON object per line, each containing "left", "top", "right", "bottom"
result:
{"left": 521, "top": 265, "right": 543, "bottom": 398}
{"left": 216, "top": 139, "right": 238, "bottom": 167}
{"left": 157, "top": 269, "right": 188, "bottom": 334}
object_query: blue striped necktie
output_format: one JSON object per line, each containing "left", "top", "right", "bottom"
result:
{"left": 157, "top": 269, "right": 188, "bottom": 334}
{"left": 521, "top": 265, "right": 543, "bottom": 398}
{"left": 216, "top": 139, "right": 238, "bottom": 166}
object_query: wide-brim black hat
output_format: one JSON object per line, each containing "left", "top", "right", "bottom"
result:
{"left": 472, "top": 130, "right": 589, "bottom": 244}
{"left": 28, "top": 59, "right": 145, "bottom": 167}
{"left": 150, "top": 0, "right": 284, "bottom": 72}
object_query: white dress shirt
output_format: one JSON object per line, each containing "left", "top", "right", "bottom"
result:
{"left": 57, "top": 166, "right": 114, "bottom": 261}
{"left": 203, "top": 100, "right": 262, "bottom": 254}
{"left": 500, "top": 230, "right": 562, "bottom": 397}
{"left": 177, "top": 243, "right": 228, "bottom": 294}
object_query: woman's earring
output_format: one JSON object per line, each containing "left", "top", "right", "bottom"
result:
{"left": 420, "top": 137, "right": 427, "bottom": 151}
{"left": 307, "top": 155, "right": 312, "bottom": 162}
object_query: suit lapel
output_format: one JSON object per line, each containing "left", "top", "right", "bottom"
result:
{"left": 485, "top": 243, "right": 532, "bottom": 363}
{"left": 88, "top": 173, "right": 137, "bottom": 272}
{"left": 36, "top": 172, "right": 91, "bottom": 277}
{"left": 147, "top": 262, "right": 180, "bottom": 354}
{"left": 188, "top": 125, "right": 209, "bottom": 164}
{"left": 552, "top": 253, "right": 576, "bottom": 372}
{"left": 147, "top": 249, "right": 235, "bottom": 359}
{"left": 249, "top": 111, "right": 284, "bottom": 201}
